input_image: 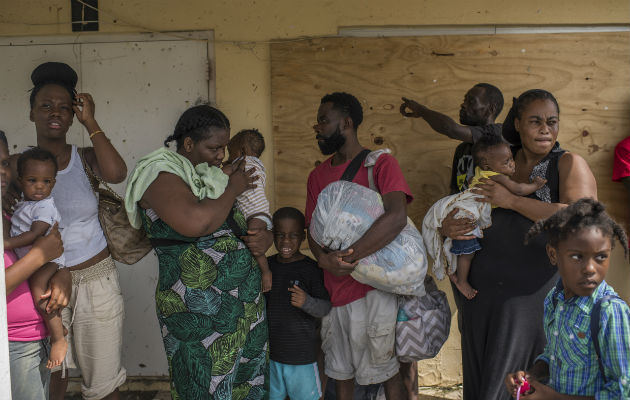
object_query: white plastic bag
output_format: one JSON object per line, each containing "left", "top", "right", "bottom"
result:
{"left": 310, "top": 180, "right": 427, "bottom": 296}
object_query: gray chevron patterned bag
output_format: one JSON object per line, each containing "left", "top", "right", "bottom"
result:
{"left": 395, "top": 276, "right": 451, "bottom": 362}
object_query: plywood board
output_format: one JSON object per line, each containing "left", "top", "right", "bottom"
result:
{"left": 272, "top": 32, "right": 630, "bottom": 385}
{"left": 271, "top": 32, "right": 630, "bottom": 236}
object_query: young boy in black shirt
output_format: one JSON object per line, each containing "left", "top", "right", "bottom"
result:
{"left": 266, "top": 207, "right": 331, "bottom": 400}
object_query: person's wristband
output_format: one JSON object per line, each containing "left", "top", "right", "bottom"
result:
{"left": 89, "top": 130, "right": 104, "bottom": 139}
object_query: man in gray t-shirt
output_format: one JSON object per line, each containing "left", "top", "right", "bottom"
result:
{"left": 400, "top": 83, "right": 504, "bottom": 194}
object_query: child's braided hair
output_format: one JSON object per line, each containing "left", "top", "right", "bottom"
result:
{"left": 525, "top": 198, "right": 628, "bottom": 257}
{"left": 164, "top": 104, "right": 230, "bottom": 149}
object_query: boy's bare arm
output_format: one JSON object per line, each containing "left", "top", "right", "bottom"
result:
{"left": 490, "top": 174, "right": 546, "bottom": 197}
{"left": 5, "top": 221, "right": 51, "bottom": 250}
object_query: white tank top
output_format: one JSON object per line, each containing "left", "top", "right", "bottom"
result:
{"left": 51, "top": 145, "right": 108, "bottom": 266}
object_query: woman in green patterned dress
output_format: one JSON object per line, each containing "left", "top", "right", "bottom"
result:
{"left": 128, "top": 105, "right": 272, "bottom": 399}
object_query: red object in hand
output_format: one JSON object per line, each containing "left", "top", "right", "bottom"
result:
{"left": 519, "top": 379, "right": 530, "bottom": 394}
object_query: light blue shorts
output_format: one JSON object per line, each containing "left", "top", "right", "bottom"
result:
{"left": 269, "top": 360, "right": 322, "bottom": 400}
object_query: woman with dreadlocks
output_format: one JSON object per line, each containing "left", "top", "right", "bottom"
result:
{"left": 505, "top": 198, "right": 629, "bottom": 399}
{"left": 125, "top": 104, "right": 273, "bottom": 399}
{"left": 440, "top": 89, "right": 597, "bottom": 399}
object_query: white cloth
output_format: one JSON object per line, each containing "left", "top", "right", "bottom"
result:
{"left": 11, "top": 196, "right": 65, "bottom": 267}
{"left": 311, "top": 180, "right": 427, "bottom": 296}
{"left": 421, "top": 190, "right": 492, "bottom": 280}
{"left": 235, "top": 156, "right": 271, "bottom": 229}
{"left": 51, "top": 145, "right": 107, "bottom": 266}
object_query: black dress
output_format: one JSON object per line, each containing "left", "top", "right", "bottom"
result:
{"left": 459, "top": 143, "right": 565, "bottom": 400}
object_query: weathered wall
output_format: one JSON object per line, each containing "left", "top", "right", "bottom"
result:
{"left": 1, "top": 0, "right": 628, "bottom": 387}
{"left": 1, "top": 0, "right": 629, "bottom": 198}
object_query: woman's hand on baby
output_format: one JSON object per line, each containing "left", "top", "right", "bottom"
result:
{"left": 42, "top": 268, "right": 71, "bottom": 313}
{"left": 289, "top": 285, "right": 306, "bottom": 308}
{"left": 318, "top": 249, "right": 357, "bottom": 276}
{"left": 472, "top": 178, "right": 517, "bottom": 209}
{"left": 439, "top": 208, "right": 476, "bottom": 240}
{"left": 221, "top": 163, "right": 234, "bottom": 176}
{"left": 226, "top": 158, "right": 257, "bottom": 196}
{"left": 241, "top": 229, "right": 272, "bottom": 257}
{"left": 33, "top": 223, "right": 64, "bottom": 264}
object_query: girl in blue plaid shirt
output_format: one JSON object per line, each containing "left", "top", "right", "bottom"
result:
{"left": 505, "top": 198, "right": 630, "bottom": 399}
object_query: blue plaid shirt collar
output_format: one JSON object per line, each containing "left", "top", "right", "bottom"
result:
{"left": 552, "top": 279, "right": 609, "bottom": 315}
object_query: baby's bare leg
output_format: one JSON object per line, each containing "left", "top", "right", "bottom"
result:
{"left": 452, "top": 253, "right": 478, "bottom": 300}
{"left": 257, "top": 254, "right": 272, "bottom": 292}
{"left": 29, "top": 263, "right": 68, "bottom": 368}
{"left": 248, "top": 218, "right": 272, "bottom": 292}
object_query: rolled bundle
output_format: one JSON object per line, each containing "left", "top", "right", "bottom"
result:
{"left": 310, "top": 180, "right": 427, "bottom": 296}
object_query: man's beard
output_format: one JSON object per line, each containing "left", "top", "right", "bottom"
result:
{"left": 317, "top": 127, "right": 345, "bottom": 155}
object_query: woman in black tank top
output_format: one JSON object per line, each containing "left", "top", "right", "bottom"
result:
{"left": 441, "top": 89, "right": 597, "bottom": 400}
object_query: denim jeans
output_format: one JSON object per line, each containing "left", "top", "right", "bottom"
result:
{"left": 9, "top": 339, "right": 50, "bottom": 400}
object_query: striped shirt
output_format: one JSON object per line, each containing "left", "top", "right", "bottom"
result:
{"left": 235, "top": 156, "right": 271, "bottom": 228}
{"left": 535, "top": 280, "right": 630, "bottom": 399}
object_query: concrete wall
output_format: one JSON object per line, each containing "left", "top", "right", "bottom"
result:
{"left": 2, "top": 0, "right": 628, "bottom": 386}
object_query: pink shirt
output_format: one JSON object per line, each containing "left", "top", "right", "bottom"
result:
{"left": 305, "top": 153, "right": 413, "bottom": 307}
{"left": 6, "top": 249, "right": 48, "bottom": 341}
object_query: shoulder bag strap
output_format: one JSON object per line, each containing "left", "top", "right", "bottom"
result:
{"left": 339, "top": 149, "right": 370, "bottom": 182}
{"left": 77, "top": 147, "right": 98, "bottom": 193}
{"left": 590, "top": 294, "right": 622, "bottom": 381}
{"left": 78, "top": 147, "right": 122, "bottom": 201}
{"left": 367, "top": 165, "right": 376, "bottom": 192}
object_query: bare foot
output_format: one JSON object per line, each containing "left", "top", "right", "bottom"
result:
{"left": 46, "top": 336, "right": 68, "bottom": 369}
{"left": 455, "top": 280, "right": 478, "bottom": 300}
{"left": 261, "top": 270, "right": 272, "bottom": 293}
